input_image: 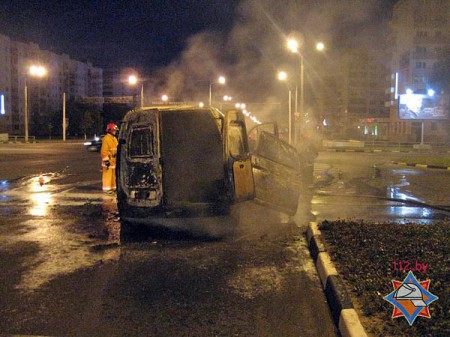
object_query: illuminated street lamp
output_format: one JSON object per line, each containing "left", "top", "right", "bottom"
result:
{"left": 316, "top": 42, "right": 325, "bottom": 51}
{"left": 287, "top": 38, "right": 325, "bottom": 144}
{"left": 277, "top": 71, "right": 287, "bottom": 81}
{"left": 277, "top": 71, "right": 292, "bottom": 144}
{"left": 209, "top": 76, "right": 226, "bottom": 106}
{"left": 161, "top": 94, "right": 168, "bottom": 103}
{"left": 24, "top": 65, "right": 47, "bottom": 142}
{"left": 128, "top": 74, "right": 144, "bottom": 108}
{"left": 287, "top": 39, "right": 299, "bottom": 53}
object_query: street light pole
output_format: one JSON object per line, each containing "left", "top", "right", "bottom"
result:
{"left": 287, "top": 39, "right": 325, "bottom": 146}
{"left": 295, "top": 85, "right": 298, "bottom": 118}
{"left": 63, "top": 92, "right": 66, "bottom": 141}
{"left": 209, "top": 83, "right": 212, "bottom": 106}
{"left": 209, "top": 76, "right": 226, "bottom": 106}
{"left": 298, "top": 54, "right": 304, "bottom": 146}
{"left": 127, "top": 74, "right": 144, "bottom": 108}
{"left": 288, "top": 89, "right": 292, "bottom": 144}
{"left": 23, "top": 65, "right": 47, "bottom": 142}
{"left": 277, "top": 70, "right": 292, "bottom": 144}
{"left": 24, "top": 80, "right": 29, "bottom": 142}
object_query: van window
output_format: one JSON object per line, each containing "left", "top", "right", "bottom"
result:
{"left": 256, "top": 132, "right": 299, "bottom": 169}
{"left": 129, "top": 127, "right": 154, "bottom": 158}
{"left": 228, "top": 121, "right": 246, "bottom": 158}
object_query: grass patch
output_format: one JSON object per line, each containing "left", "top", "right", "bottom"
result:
{"left": 319, "top": 220, "right": 449, "bottom": 337}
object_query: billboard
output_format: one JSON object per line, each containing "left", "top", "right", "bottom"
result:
{"left": 399, "top": 93, "right": 448, "bottom": 120}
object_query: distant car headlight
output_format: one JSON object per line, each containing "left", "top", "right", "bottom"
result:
{"left": 84, "top": 142, "right": 93, "bottom": 146}
{"left": 93, "top": 137, "right": 100, "bottom": 141}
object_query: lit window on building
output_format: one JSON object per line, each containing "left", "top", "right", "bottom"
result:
{"left": 0, "top": 94, "right": 5, "bottom": 115}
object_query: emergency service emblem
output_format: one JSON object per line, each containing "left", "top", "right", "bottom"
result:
{"left": 383, "top": 271, "right": 438, "bottom": 326}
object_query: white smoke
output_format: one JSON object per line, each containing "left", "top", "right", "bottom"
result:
{"left": 149, "top": 0, "right": 391, "bottom": 124}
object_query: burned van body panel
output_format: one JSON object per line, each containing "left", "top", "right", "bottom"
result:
{"left": 117, "top": 106, "right": 236, "bottom": 228}
{"left": 117, "top": 109, "right": 163, "bottom": 209}
{"left": 117, "top": 105, "right": 302, "bottom": 234}
{"left": 160, "top": 109, "right": 225, "bottom": 204}
{"left": 250, "top": 130, "right": 302, "bottom": 216}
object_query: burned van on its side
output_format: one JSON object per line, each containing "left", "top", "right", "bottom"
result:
{"left": 116, "top": 105, "right": 301, "bottom": 235}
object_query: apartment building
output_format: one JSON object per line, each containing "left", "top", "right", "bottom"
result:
{"left": 0, "top": 34, "right": 103, "bottom": 136}
{"left": 388, "top": 0, "right": 449, "bottom": 143}
{"left": 103, "top": 68, "right": 139, "bottom": 98}
{"left": 322, "top": 47, "right": 390, "bottom": 140}
{"left": 0, "top": 34, "right": 12, "bottom": 130}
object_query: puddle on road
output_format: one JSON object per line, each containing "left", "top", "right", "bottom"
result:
{"left": 387, "top": 206, "right": 436, "bottom": 224}
{"left": 10, "top": 203, "right": 122, "bottom": 293}
{"left": 1, "top": 174, "right": 122, "bottom": 292}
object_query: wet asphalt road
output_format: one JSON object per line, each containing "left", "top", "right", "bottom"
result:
{"left": 307, "top": 151, "right": 450, "bottom": 224}
{"left": 0, "top": 143, "right": 448, "bottom": 336}
{"left": 0, "top": 142, "right": 336, "bottom": 337}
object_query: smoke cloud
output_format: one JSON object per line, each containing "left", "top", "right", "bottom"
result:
{"left": 150, "top": 0, "right": 393, "bottom": 125}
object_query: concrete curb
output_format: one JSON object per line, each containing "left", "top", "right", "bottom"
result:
{"left": 391, "top": 161, "right": 450, "bottom": 170}
{"left": 324, "top": 148, "right": 412, "bottom": 153}
{"left": 306, "top": 222, "right": 368, "bottom": 337}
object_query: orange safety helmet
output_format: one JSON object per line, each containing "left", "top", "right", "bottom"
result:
{"left": 106, "top": 123, "right": 118, "bottom": 133}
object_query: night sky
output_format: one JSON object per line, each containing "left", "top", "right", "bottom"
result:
{"left": 0, "top": 0, "right": 400, "bottom": 110}
{"left": 0, "top": 0, "right": 239, "bottom": 70}
{"left": 0, "top": 0, "right": 398, "bottom": 71}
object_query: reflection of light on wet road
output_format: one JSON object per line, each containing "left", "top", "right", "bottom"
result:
{"left": 11, "top": 215, "right": 120, "bottom": 292}
{"left": 1, "top": 176, "right": 108, "bottom": 207}
{"left": 388, "top": 205, "right": 431, "bottom": 217}
{"left": 0, "top": 174, "right": 121, "bottom": 292}
{"left": 387, "top": 186, "right": 424, "bottom": 203}
{"left": 28, "top": 176, "right": 53, "bottom": 216}
{"left": 311, "top": 195, "right": 444, "bottom": 224}
{"left": 30, "top": 192, "right": 52, "bottom": 216}
{"left": 13, "top": 218, "right": 117, "bottom": 292}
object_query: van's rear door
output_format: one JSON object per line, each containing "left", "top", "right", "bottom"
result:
{"left": 250, "top": 130, "right": 301, "bottom": 216}
{"left": 117, "top": 109, "right": 163, "bottom": 208}
{"left": 224, "top": 110, "right": 255, "bottom": 202}
{"left": 160, "top": 109, "right": 226, "bottom": 205}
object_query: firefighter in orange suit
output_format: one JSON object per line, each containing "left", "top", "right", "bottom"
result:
{"left": 101, "top": 123, "right": 119, "bottom": 192}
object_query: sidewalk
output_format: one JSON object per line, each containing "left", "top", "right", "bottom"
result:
{"left": 0, "top": 139, "right": 86, "bottom": 145}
